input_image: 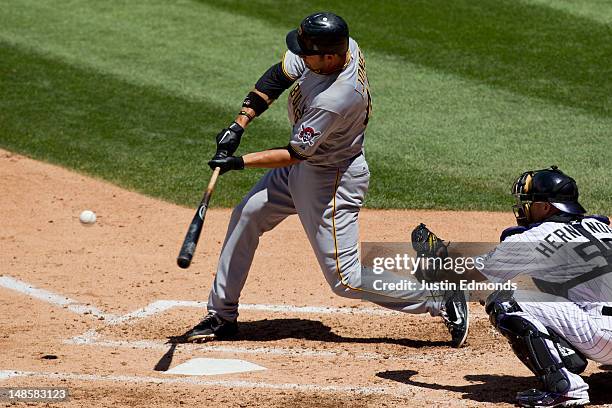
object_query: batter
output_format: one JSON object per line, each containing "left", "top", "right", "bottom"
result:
{"left": 185, "top": 12, "right": 469, "bottom": 348}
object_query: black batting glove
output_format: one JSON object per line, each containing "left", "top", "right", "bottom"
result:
{"left": 208, "top": 155, "right": 245, "bottom": 175}
{"left": 215, "top": 122, "right": 244, "bottom": 157}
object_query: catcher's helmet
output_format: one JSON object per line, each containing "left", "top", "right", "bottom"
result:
{"left": 286, "top": 12, "right": 349, "bottom": 56}
{"left": 511, "top": 166, "right": 586, "bottom": 225}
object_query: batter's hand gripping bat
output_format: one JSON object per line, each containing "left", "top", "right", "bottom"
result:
{"left": 177, "top": 167, "right": 221, "bottom": 269}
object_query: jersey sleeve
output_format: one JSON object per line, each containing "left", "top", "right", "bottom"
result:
{"left": 477, "top": 235, "right": 571, "bottom": 285}
{"left": 478, "top": 240, "right": 537, "bottom": 283}
{"left": 281, "top": 51, "right": 305, "bottom": 81}
{"left": 288, "top": 108, "right": 343, "bottom": 160}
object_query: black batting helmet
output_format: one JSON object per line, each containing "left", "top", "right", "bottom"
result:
{"left": 286, "top": 12, "right": 349, "bottom": 56}
{"left": 511, "top": 166, "right": 586, "bottom": 225}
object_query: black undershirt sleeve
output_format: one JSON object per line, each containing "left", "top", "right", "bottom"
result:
{"left": 287, "top": 144, "right": 307, "bottom": 160}
{"left": 255, "top": 62, "right": 296, "bottom": 100}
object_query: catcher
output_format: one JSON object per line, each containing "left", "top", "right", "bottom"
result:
{"left": 412, "top": 167, "right": 612, "bottom": 407}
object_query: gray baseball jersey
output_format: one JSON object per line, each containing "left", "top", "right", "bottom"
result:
{"left": 282, "top": 38, "right": 370, "bottom": 166}
{"left": 206, "top": 38, "right": 440, "bottom": 322}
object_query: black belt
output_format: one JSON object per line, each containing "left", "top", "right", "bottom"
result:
{"left": 603, "top": 306, "right": 612, "bottom": 316}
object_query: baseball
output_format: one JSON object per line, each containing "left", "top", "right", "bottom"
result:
{"left": 79, "top": 210, "right": 97, "bottom": 224}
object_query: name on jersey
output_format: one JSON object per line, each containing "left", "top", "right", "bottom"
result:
{"left": 289, "top": 83, "right": 303, "bottom": 122}
{"left": 357, "top": 51, "right": 368, "bottom": 93}
{"left": 536, "top": 221, "right": 612, "bottom": 258}
{"left": 357, "top": 50, "right": 372, "bottom": 125}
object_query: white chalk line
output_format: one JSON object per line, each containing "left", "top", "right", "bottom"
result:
{"left": 241, "top": 303, "right": 400, "bottom": 316}
{"left": 64, "top": 330, "right": 427, "bottom": 362}
{"left": 106, "top": 300, "right": 200, "bottom": 325}
{"left": 107, "top": 299, "right": 402, "bottom": 326}
{"left": 0, "top": 371, "right": 18, "bottom": 380}
{"left": 0, "top": 275, "right": 404, "bottom": 327}
{"left": 0, "top": 276, "right": 114, "bottom": 320}
{"left": 0, "top": 370, "right": 416, "bottom": 397}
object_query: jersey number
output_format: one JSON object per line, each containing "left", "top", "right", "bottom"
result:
{"left": 532, "top": 225, "right": 612, "bottom": 299}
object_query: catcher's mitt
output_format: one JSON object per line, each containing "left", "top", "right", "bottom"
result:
{"left": 411, "top": 223, "right": 449, "bottom": 259}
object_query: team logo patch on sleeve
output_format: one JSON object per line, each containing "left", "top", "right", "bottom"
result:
{"left": 296, "top": 124, "right": 321, "bottom": 147}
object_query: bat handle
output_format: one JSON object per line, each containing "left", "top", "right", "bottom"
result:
{"left": 205, "top": 167, "right": 221, "bottom": 199}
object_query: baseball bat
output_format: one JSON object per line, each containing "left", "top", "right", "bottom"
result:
{"left": 177, "top": 167, "right": 221, "bottom": 269}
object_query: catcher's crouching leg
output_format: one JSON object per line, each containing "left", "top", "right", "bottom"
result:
{"left": 487, "top": 300, "right": 576, "bottom": 396}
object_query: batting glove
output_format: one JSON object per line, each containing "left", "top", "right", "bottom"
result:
{"left": 215, "top": 122, "right": 244, "bottom": 157}
{"left": 208, "top": 155, "right": 245, "bottom": 175}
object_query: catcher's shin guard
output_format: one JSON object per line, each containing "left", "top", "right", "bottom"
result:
{"left": 545, "top": 328, "right": 588, "bottom": 375}
{"left": 488, "top": 303, "right": 571, "bottom": 394}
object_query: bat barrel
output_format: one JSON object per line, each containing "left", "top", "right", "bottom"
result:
{"left": 176, "top": 167, "right": 220, "bottom": 269}
{"left": 177, "top": 253, "right": 193, "bottom": 269}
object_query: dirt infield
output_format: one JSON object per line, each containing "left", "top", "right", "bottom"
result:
{"left": 2, "top": 149, "right": 611, "bottom": 407}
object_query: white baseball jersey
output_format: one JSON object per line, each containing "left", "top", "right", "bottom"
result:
{"left": 480, "top": 216, "right": 612, "bottom": 364}
{"left": 480, "top": 217, "right": 612, "bottom": 307}
{"left": 281, "top": 38, "right": 371, "bottom": 166}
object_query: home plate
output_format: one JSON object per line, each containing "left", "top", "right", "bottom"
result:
{"left": 164, "top": 358, "right": 267, "bottom": 376}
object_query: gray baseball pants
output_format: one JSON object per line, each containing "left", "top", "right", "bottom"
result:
{"left": 207, "top": 154, "right": 441, "bottom": 321}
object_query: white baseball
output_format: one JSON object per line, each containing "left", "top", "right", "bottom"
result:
{"left": 79, "top": 210, "right": 97, "bottom": 224}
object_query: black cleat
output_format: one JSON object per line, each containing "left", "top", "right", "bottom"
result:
{"left": 185, "top": 313, "right": 238, "bottom": 343}
{"left": 441, "top": 289, "right": 469, "bottom": 348}
{"left": 516, "top": 388, "right": 589, "bottom": 407}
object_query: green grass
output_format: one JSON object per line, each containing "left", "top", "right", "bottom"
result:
{"left": 0, "top": 0, "right": 610, "bottom": 213}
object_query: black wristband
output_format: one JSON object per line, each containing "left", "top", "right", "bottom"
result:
{"left": 238, "top": 110, "right": 254, "bottom": 121}
{"left": 242, "top": 91, "right": 269, "bottom": 116}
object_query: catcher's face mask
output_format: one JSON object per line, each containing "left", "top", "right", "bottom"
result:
{"left": 512, "top": 171, "right": 534, "bottom": 227}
